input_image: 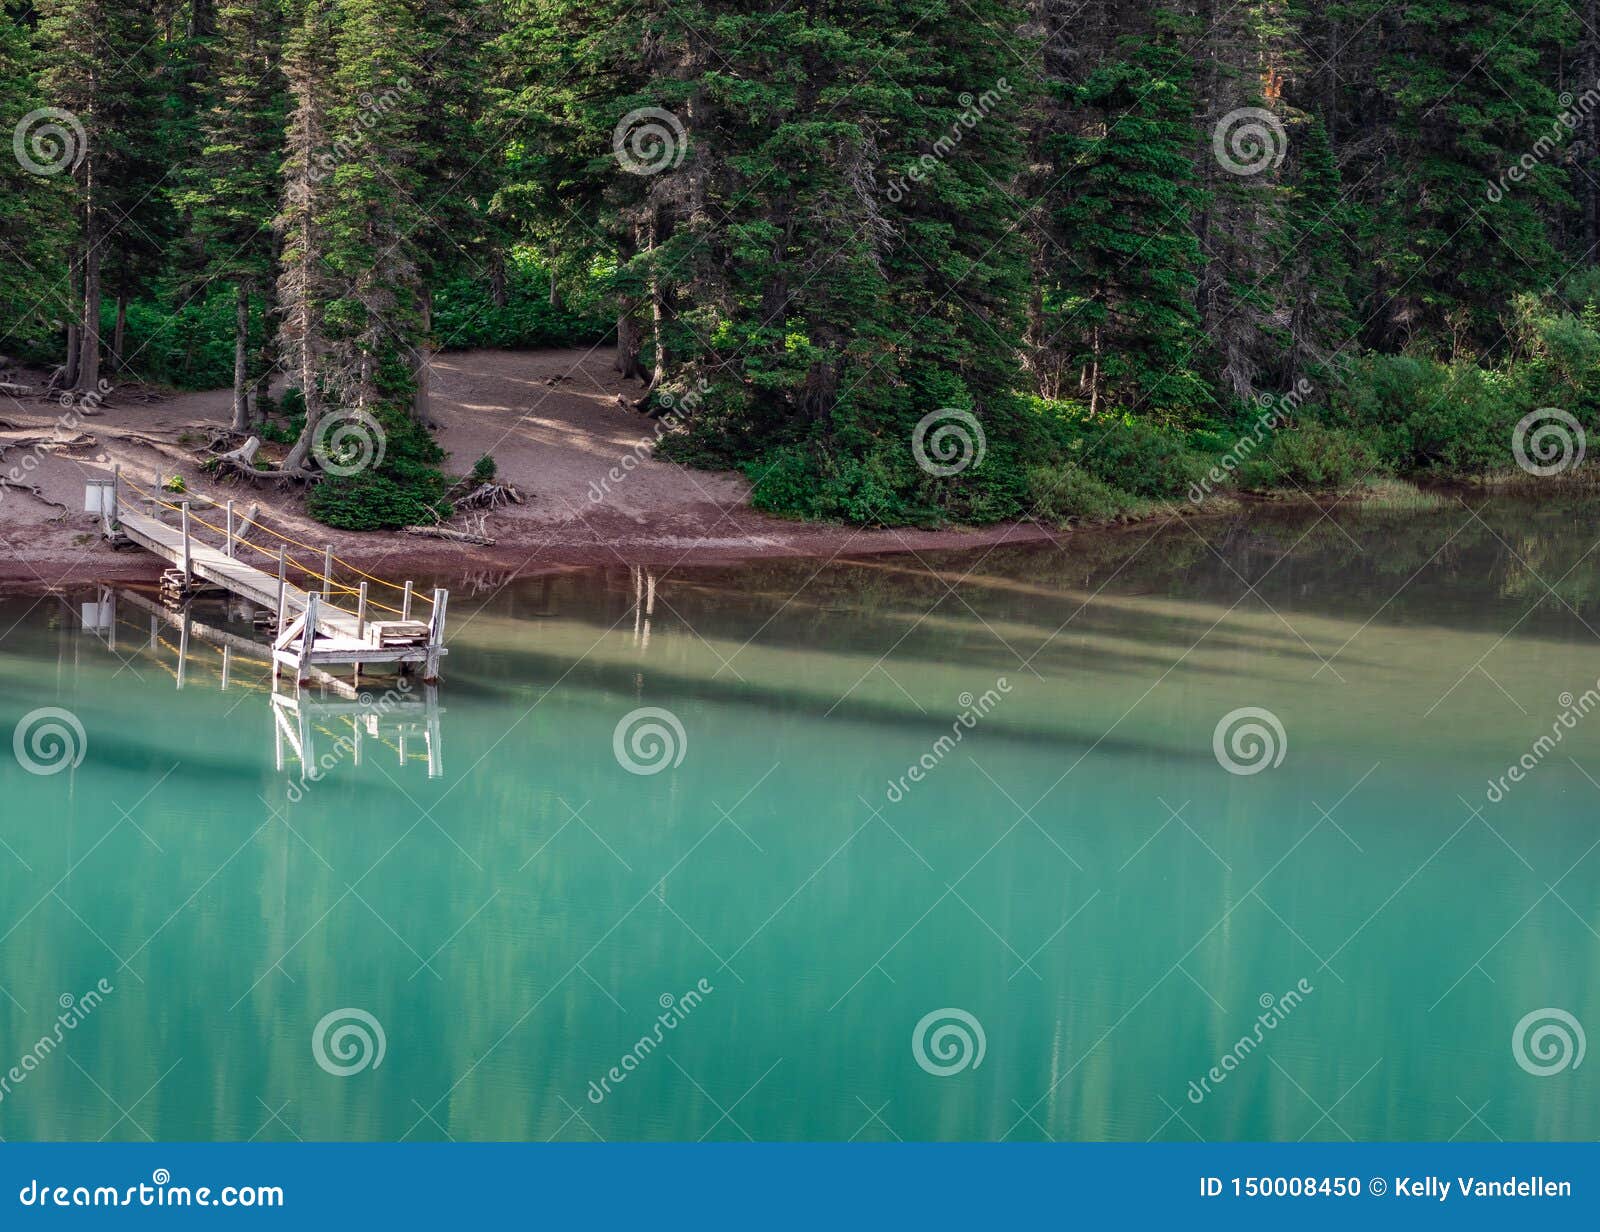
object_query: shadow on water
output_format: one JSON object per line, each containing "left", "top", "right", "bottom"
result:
{"left": 0, "top": 491, "right": 1596, "bottom": 1142}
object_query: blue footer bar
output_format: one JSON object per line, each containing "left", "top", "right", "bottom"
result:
{"left": 0, "top": 1144, "right": 1591, "bottom": 1227}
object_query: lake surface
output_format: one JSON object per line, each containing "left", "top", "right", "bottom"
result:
{"left": 2, "top": 495, "right": 1597, "bottom": 1141}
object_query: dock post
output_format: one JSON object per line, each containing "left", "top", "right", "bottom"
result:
{"left": 225, "top": 501, "right": 235, "bottom": 558}
{"left": 426, "top": 688, "right": 443, "bottom": 779}
{"left": 357, "top": 582, "right": 368, "bottom": 641}
{"left": 423, "top": 587, "right": 448, "bottom": 683}
{"left": 181, "top": 503, "right": 192, "bottom": 587}
{"left": 322, "top": 546, "right": 333, "bottom": 599}
{"left": 109, "top": 464, "right": 120, "bottom": 534}
{"left": 276, "top": 549, "right": 286, "bottom": 622}
{"left": 298, "top": 592, "right": 319, "bottom": 687}
{"left": 176, "top": 612, "right": 190, "bottom": 690}
{"left": 402, "top": 581, "right": 413, "bottom": 622}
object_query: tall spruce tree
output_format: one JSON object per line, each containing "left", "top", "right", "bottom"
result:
{"left": 0, "top": 11, "right": 71, "bottom": 352}
{"left": 177, "top": 0, "right": 286, "bottom": 430}
{"left": 1038, "top": 9, "right": 1209, "bottom": 421}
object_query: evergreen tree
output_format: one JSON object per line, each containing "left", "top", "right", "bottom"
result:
{"left": 176, "top": 0, "right": 286, "bottom": 430}
{"left": 1354, "top": 0, "right": 1572, "bottom": 351}
{"left": 275, "top": 0, "right": 337, "bottom": 471}
{"left": 1039, "top": 11, "right": 1209, "bottom": 421}
{"left": 0, "top": 11, "right": 71, "bottom": 352}
{"left": 35, "top": 0, "right": 166, "bottom": 394}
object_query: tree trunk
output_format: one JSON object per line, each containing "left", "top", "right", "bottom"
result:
{"left": 75, "top": 213, "right": 102, "bottom": 396}
{"left": 614, "top": 231, "right": 645, "bottom": 379}
{"left": 112, "top": 291, "right": 127, "bottom": 370}
{"left": 489, "top": 248, "right": 507, "bottom": 308}
{"left": 62, "top": 250, "right": 81, "bottom": 389}
{"left": 1585, "top": 0, "right": 1598, "bottom": 257}
{"left": 232, "top": 283, "right": 250, "bottom": 432}
{"left": 413, "top": 287, "right": 433, "bottom": 424}
{"left": 646, "top": 213, "right": 667, "bottom": 392}
{"left": 547, "top": 240, "right": 561, "bottom": 308}
{"left": 252, "top": 230, "right": 283, "bottom": 425}
{"left": 616, "top": 313, "right": 644, "bottom": 380}
{"left": 1087, "top": 324, "right": 1101, "bottom": 416}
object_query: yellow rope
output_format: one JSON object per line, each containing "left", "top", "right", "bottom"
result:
{"left": 117, "top": 476, "right": 421, "bottom": 618}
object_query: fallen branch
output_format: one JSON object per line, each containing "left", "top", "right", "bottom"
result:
{"left": 404, "top": 523, "right": 496, "bottom": 546}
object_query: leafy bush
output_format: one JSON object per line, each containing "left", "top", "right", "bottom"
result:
{"left": 744, "top": 412, "right": 1034, "bottom": 527}
{"left": 1026, "top": 464, "right": 1137, "bottom": 522}
{"left": 306, "top": 471, "right": 453, "bottom": 531}
{"left": 1236, "top": 422, "right": 1383, "bottom": 490}
{"left": 110, "top": 290, "right": 266, "bottom": 390}
{"left": 746, "top": 442, "right": 935, "bottom": 525}
{"left": 431, "top": 260, "right": 609, "bottom": 351}
{"left": 471, "top": 453, "right": 497, "bottom": 481}
{"left": 1331, "top": 356, "right": 1527, "bottom": 476}
{"left": 1067, "top": 415, "right": 1208, "bottom": 498}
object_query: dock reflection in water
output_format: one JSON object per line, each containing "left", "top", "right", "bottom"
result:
{"left": 78, "top": 585, "right": 444, "bottom": 785}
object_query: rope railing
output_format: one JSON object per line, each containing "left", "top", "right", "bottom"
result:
{"left": 116, "top": 474, "right": 427, "bottom": 620}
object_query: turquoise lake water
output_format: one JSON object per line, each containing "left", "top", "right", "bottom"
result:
{"left": 1, "top": 496, "right": 1596, "bottom": 1140}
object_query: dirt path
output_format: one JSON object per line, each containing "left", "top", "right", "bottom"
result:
{"left": 0, "top": 347, "right": 1052, "bottom": 586}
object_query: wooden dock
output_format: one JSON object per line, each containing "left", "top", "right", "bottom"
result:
{"left": 96, "top": 472, "right": 449, "bottom": 685}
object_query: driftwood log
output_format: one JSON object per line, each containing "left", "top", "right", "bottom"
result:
{"left": 404, "top": 524, "right": 496, "bottom": 546}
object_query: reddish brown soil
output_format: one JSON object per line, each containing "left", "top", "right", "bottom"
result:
{"left": 0, "top": 346, "right": 1055, "bottom": 587}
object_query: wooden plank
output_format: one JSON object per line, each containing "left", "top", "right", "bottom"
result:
{"left": 117, "top": 505, "right": 439, "bottom": 670}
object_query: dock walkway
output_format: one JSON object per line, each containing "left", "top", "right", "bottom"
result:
{"left": 97, "top": 471, "right": 449, "bottom": 684}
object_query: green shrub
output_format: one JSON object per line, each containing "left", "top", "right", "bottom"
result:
{"left": 1068, "top": 416, "right": 1208, "bottom": 498}
{"left": 306, "top": 472, "right": 453, "bottom": 531}
{"left": 1332, "top": 355, "right": 1529, "bottom": 476}
{"left": 1025, "top": 464, "right": 1136, "bottom": 522}
{"left": 431, "top": 260, "right": 609, "bottom": 351}
{"left": 1237, "top": 422, "right": 1383, "bottom": 490}
{"left": 471, "top": 453, "right": 498, "bottom": 481}
{"left": 746, "top": 442, "right": 935, "bottom": 525}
